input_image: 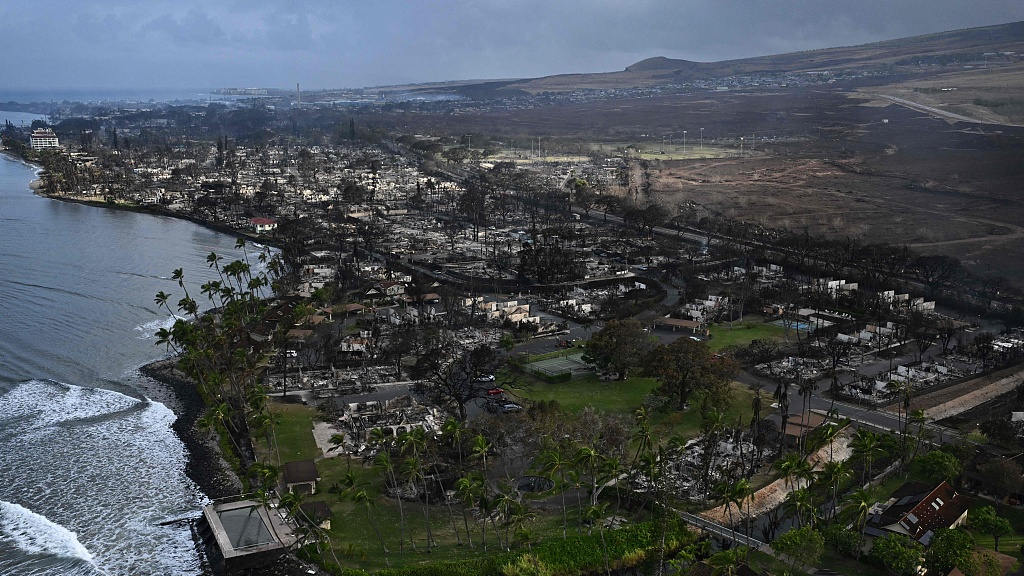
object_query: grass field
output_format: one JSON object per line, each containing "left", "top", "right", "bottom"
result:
{"left": 707, "top": 320, "right": 787, "bottom": 351}
{"left": 516, "top": 373, "right": 660, "bottom": 413}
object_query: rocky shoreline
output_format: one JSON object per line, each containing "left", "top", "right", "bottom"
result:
{"left": 136, "top": 360, "right": 327, "bottom": 576}
{"left": 137, "top": 358, "right": 243, "bottom": 500}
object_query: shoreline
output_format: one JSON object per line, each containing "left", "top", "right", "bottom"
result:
{"left": 32, "top": 190, "right": 283, "bottom": 250}
{"left": 0, "top": 149, "right": 280, "bottom": 250}
{"left": 138, "top": 358, "right": 242, "bottom": 500}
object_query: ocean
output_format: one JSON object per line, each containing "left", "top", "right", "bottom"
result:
{"left": 0, "top": 125, "right": 256, "bottom": 574}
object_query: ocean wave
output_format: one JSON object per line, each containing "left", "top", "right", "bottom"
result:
{"left": 0, "top": 380, "right": 138, "bottom": 434}
{"left": 134, "top": 314, "right": 183, "bottom": 340}
{"left": 0, "top": 501, "right": 97, "bottom": 564}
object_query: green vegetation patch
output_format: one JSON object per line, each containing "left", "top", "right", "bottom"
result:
{"left": 518, "top": 374, "right": 660, "bottom": 414}
{"left": 707, "top": 321, "right": 786, "bottom": 351}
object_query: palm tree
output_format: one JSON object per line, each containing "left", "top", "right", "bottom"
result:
{"left": 441, "top": 417, "right": 467, "bottom": 472}
{"left": 354, "top": 489, "right": 389, "bottom": 565}
{"left": 374, "top": 450, "right": 410, "bottom": 552}
{"left": 401, "top": 455, "right": 435, "bottom": 551}
{"left": 541, "top": 445, "right": 572, "bottom": 539}
{"left": 585, "top": 502, "right": 613, "bottom": 576}
{"left": 847, "top": 487, "right": 874, "bottom": 559}
{"left": 773, "top": 375, "right": 792, "bottom": 456}
{"left": 785, "top": 487, "right": 815, "bottom": 528}
{"left": 574, "top": 445, "right": 603, "bottom": 506}
{"left": 455, "top": 474, "right": 483, "bottom": 549}
{"left": 713, "top": 480, "right": 744, "bottom": 555}
{"left": 821, "top": 460, "right": 851, "bottom": 522}
{"left": 885, "top": 379, "right": 912, "bottom": 460}
{"left": 735, "top": 478, "right": 754, "bottom": 558}
{"left": 797, "top": 378, "right": 819, "bottom": 455}
{"left": 471, "top": 434, "right": 492, "bottom": 479}
{"left": 851, "top": 428, "right": 885, "bottom": 484}
{"left": 908, "top": 409, "right": 928, "bottom": 462}
{"left": 777, "top": 452, "right": 812, "bottom": 490}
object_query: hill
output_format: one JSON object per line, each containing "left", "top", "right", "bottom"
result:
{"left": 484, "top": 21, "right": 1024, "bottom": 94}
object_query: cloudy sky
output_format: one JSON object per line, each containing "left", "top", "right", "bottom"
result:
{"left": 2, "top": 1, "right": 1023, "bottom": 91}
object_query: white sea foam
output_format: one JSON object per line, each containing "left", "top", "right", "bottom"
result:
{"left": 0, "top": 501, "right": 96, "bottom": 564}
{"left": 134, "top": 314, "right": 182, "bottom": 339}
{"left": 0, "top": 380, "right": 206, "bottom": 575}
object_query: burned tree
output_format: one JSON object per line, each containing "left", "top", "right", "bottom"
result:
{"left": 416, "top": 341, "right": 501, "bottom": 421}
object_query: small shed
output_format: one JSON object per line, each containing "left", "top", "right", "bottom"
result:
{"left": 283, "top": 460, "right": 320, "bottom": 495}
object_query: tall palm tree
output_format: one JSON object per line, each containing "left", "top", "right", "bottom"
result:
{"left": 847, "top": 487, "right": 874, "bottom": 559}
{"left": 575, "top": 445, "right": 604, "bottom": 506}
{"left": 785, "top": 487, "right": 814, "bottom": 529}
{"left": 585, "top": 502, "right": 613, "bottom": 576}
{"left": 777, "top": 452, "right": 812, "bottom": 490}
{"left": 735, "top": 478, "right": 754, "bottom": 558}
{"left": 354, "top": 490, "right": 389, "bottom": 565}
{"left": 401, "top": 455, "right": 435, "bottom": 551}
{"left": 885, "top": 379, "right": 912, "bottom": 460}
{"left": 908, "top": 409, "right": 928, "bottom": 462}
{"left": 455, "top": 474, "right": 483, "bottom": 549}
{"left": 441, "top": 417, "right": 467, "bottom": 472}
{"left": 471, "top": 434, "right": 492, "bottom": 479}
{"left": 851, "top": 428, "right": 884, "bottom": 484}
{"left": 374, "top": 450, "right": 410, "bottom": 552}
{"left": 797, "top": 377, "right": 819, "bottom": 456}
{"left": 541, "top": 445, "right": 572, "bottom": 539}
{"left": 821, "top": 460, "right": 851, "bottom": 522}
{"left": 773, "top": 375, "right": 792, "bottom": 456}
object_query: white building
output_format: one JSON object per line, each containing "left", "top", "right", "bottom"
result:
{"left": 29, "top": 129, "right": 59, "bottom": 150}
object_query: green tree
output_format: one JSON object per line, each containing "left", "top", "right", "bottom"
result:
{"left": 924, "top": 528, "right": 975, "bottom": 576}
{"left": 771, "top": 525, "right": 824, "bottom": 571}
{"left": 972, "top": 506, "right": 1013, "bottom": 552}
{"left": 581, "top": 319, "right": 651, "bottom": 379}
{"left": 980, "top": 458, "right": 1023, "bottom": 510}
{"left": 644, "top": 338, "right": 739, "bottom": 411}
{"left": 918, "top": 450, "right": 963, "bottom": 484}
{"left": 869, "top": 533, "right": 923, "bottom": 576}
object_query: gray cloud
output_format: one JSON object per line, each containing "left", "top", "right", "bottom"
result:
{"left": 1, "top": 0, "right": 1022, "bottom": 90}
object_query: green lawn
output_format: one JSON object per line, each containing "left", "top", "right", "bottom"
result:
{"left": 707, "top": 320, "right": 787, "bottom": 351}
{"left": 649, "top": 382, "right": 765, "bottom": 440}
{"left": 262, "top": 402, "right": 320, "bottom": 463}
{"left": 515, "top": 373, "right": 660, "bottom": 414}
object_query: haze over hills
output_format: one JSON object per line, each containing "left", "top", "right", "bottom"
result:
{"left": 418, "top": 20, "right": 1024, "bottom": 96}
{"left": 498, "top": 20, "right": 1024, "bottom": 92}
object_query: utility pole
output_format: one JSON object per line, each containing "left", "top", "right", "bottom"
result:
{"left": 683, "top": 130, "right": 687, "bottom": 155}
{"left": 700, "top": 128, "right": 704, "bottom": 150}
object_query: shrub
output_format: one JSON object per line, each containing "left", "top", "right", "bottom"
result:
{"left": 822, "top": 524, "right": 861, "bottom": 558}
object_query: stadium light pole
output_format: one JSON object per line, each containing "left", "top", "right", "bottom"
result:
{"left": 683, "top": 130, "right": 687, "bottom": 155}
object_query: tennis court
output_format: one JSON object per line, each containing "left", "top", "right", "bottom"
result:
{"left": 528, "top": 353, "right": 593, "bottom": 376}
